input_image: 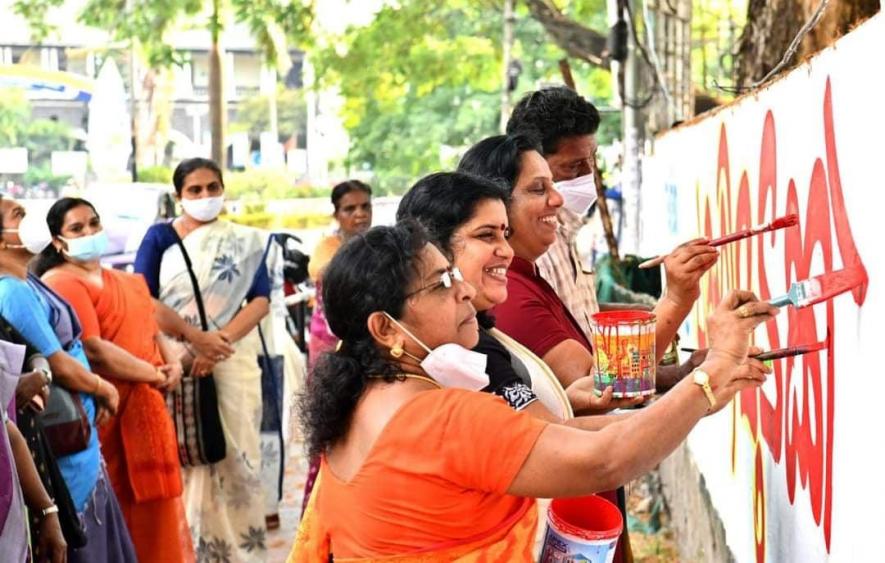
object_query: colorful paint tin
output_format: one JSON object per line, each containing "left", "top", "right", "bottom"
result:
{"left": 591, "top": 310, "right": 657, "bottom": 398}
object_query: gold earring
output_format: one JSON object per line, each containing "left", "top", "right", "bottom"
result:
{"left": 390, "top": 343, "right": 404, "bottom": 358}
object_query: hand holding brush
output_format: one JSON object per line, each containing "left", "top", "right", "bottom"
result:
{"left": 767, "top": 265, "right": 866, "bottom": 309}
{"left": 639, "top": 214, "right": 799, "bottom": 269}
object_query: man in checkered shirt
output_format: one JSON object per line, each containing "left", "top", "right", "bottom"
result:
{"left": 505, "top": 87, "right": 705, "bottom": 389}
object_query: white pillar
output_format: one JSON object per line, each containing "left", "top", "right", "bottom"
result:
{"left": 621, "top": 0, "right": 643, "bottom": 256}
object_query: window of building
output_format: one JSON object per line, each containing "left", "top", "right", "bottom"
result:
{"left": 232, "top": 51, "right": 261, "bottom": 95}
{"left": 11, "top": 46, "right": 38, "bottom": 65}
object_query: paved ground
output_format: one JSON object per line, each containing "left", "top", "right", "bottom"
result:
{"left": 266, "top": 436, "right": 310, "bottom": 561}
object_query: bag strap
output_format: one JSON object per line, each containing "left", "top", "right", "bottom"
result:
{"left": 167, "top": 223, "right": 210, "bottom": 331}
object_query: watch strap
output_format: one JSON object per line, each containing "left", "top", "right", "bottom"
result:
{"left": 692, "top": 369, "right": 716, "bottom": 411}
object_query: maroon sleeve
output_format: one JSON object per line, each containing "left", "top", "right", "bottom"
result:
{"left": 494, "top": 278, "right": 577, "bottom": 359}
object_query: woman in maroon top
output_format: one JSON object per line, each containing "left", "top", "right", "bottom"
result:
{"left": 459, "top": 134, "right": 719, "bottom": 563}
{"left": 459, "top": 134, "right": 718, "bottom": 402}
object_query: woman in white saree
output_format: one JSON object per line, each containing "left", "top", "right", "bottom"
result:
{"left": 134, "top": 158, "right": 271, "bottom": 562}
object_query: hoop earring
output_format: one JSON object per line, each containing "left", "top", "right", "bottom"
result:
{"left": 390, "top": 343, "right": 404, "bottom": 359}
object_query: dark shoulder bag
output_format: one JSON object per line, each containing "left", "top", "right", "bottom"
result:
{"left": 0, "top": 316, "right": 87, "bottom": 548}
{"left": 166, "top": 226, "right": 227, "bottom": 466}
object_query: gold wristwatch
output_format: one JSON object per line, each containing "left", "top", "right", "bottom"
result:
{"left": 692, "top": 369, "right": 716, "bottom": 411}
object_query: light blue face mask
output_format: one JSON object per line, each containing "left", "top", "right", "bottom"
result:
{"left": 59, "top": 230, "right": 109, "bottom": 261}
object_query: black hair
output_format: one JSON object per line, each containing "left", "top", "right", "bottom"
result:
{"left": 331, "top": 180, "right": 372, "bottom": 213}
{"left": 456, "top": 134, "right": 541, "bottom": 190}
{"left": 172, "top": 157, "right": 224, "bottom": 195}
{"left": 300, "top": 221, "right": 431, "bottom": 458}
{"left": 506, "top": 86, "right": 601, "bottom": 155}
{"left": 31, "top": 197, "right": 99, "bottom": 276}
{"left": 396, "top": 172, "right": 509, "bottom": 256}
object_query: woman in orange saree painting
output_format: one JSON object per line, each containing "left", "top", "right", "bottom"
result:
{"left": 291, "top": 221, "right": 776, "bottom": 561}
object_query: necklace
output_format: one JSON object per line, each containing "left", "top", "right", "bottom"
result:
{"left": 369, "top": 373, "right": 442, "bottom": 389}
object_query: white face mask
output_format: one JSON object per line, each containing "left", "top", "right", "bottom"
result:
{"left": 384, "top": 312, "right": 489, "bottom": 391}
{"left": 555, "top": 173, "right": 599, "bottom": 215}
{"left": 181, "top": 196, "right": 224, "bottom": 222}
{"left": 2, "top": 211, "right": 53, "bottom": 254}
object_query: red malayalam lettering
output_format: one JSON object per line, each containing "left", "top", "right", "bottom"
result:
{"left": 695, "top": 78, "right": 868, "bottom": 561}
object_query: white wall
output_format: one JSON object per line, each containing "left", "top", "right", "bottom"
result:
{"left": 641, "top": 13, "right": 885, "bottom": 563}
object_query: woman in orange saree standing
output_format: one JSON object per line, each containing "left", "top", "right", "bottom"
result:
{"left": 35, "top": 198, "right": 193, "bottom": 563}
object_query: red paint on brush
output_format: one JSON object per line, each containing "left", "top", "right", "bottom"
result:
{"left": 638, "top": 214, "right": 800, "bottom": 269}
{"left": 802, "top": 264, "right": 869, "bottom": 307}
{"left": 709, "top": 213, "right": 800, "bottom": 246}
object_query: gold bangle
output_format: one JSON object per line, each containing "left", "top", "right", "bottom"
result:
{"left": 93, "top": 375, "right": 102, "bottom": 394}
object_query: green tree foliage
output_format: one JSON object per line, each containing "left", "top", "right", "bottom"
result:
{"left": 0, "top": 90, "right": 76, "bottom": 189}
{"left": 313, "top": 0, "right": 616, "bottom": 194}
{"left": 0, "top": 90, "right": 75, "bottom": 156}
{"left": 13, "top": 0, "right": 314, "bottom": 69}
{"left": 225, "top": 169, "right": 329, "bottom": 200}
{"left": 14, "top": 0, "right": 314, "bottom": 168}
{"left": 0, "top": 91, "right": 31, "bottom": 146}
{"left": 137, "top": 165, "right": 174, "bottom": 183}
{"left": 692, "top": 0, "right": 746, "bottom": 94}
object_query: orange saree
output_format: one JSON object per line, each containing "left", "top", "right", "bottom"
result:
{"left": 45, "top": 269, "right": 193, "bottom": 563}
{"left": 289, "top": 389, "right": 549, "bottom": 562}
{"left": 291, "top": 470, "right": 539, "bottom": 563}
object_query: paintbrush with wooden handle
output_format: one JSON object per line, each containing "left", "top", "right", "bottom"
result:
{"left": 752, "top": 342, "right": 827, "bottom": 361}
{"left": 681, "top": 341, "right": 826, "bottom": 361}
{"left": 638, "top": 214, "right": 799, "bottom": 269}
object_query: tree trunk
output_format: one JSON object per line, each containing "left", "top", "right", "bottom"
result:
{"left": 209, "top": 0, "right": 227, "bottom": 168}
{"left": 523, "top": 0, "right": 610, "bottom": 67}
{"left": 736, "top": 0, "right": 879, "bottom": 88}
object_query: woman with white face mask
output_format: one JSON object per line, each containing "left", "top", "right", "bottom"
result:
{"left": 293, "top": 221, "right": 777, "bottom": 561}
{"left": 133, "top": 158, "right": 272, "bottom": 561}
{"left": 0, "top": 196, "right": 136, "bottom": 562}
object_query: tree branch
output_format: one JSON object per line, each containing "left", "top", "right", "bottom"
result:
{"left": 523, "top": 0, "right": 610, "bottom": 68}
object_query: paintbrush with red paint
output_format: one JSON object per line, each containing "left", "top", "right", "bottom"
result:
{"left": 768, "top": 265, "right": 866, "bottom": 308}
{"left": 638, "top": 214, "right": 800, "bottom": 269}
{"left": 752, "top": 341, "right": 827, "bottom": 361}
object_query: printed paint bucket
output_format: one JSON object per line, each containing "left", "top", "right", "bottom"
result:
{"left": 540, "top": 495, "right": 623, "bottom": 563}
{"left": 591, "top": 310, "right": 656, "bottom": 398}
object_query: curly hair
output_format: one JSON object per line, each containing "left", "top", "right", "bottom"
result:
{"left": 505, "top": 86, "right": 600, "bottom": 155}
{"left": 456, "top": 134, "right": 541, "bottom": 191}
{"left": 396, "top": 171, "right": 509, "bottom": 257}
{"left": 300, "top": 221, "right": 431, "bottom": 458}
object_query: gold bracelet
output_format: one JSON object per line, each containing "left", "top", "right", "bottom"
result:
{"left": 93, "top": 375, "right": 102, "bottom": 394}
